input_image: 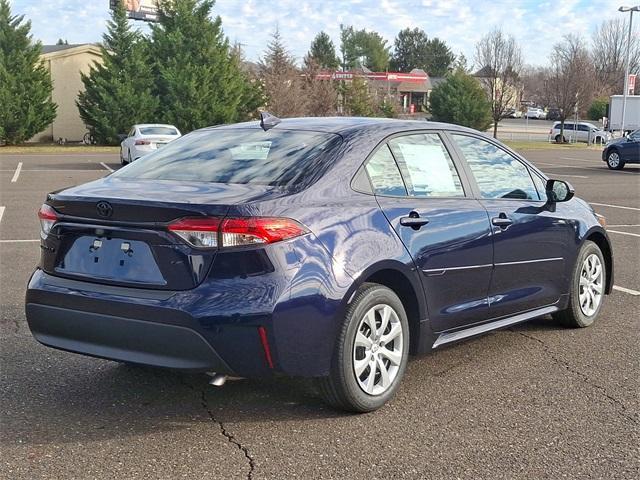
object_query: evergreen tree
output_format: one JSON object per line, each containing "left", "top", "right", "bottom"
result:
{"left": 390, "top": 28, "right": 454, "bottom": 75}
{"left": 306, "top": 31, "right": 339, "bottom": 70}
{"left": 425, "top": 38, "right": 455, "bottom": 76}
{"left": 390, "top": 27, "right": 430, "bottom": 72}
{"left": 344, "top": 77, "right": 375, "bottom": 116}
{"left": 0, "top": 0, "right": 56, "bottom": 144}
{"left": 429, "top": 70, "right": 492, "bottom": 131}
{"left": 77, "top": 2, "right": 158, "bottom": 145}
{"left": 260, "top": 28, "right": 307, "bottom": 117}
{"left": 150, "top": 0, "right": 256, "bottom": 131}
{"left": 340, "top": 25, "right": 390, "bottom": 71}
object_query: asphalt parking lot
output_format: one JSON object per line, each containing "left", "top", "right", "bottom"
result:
{"left": 0, "top": 148, "right": 638, "bottom": 479}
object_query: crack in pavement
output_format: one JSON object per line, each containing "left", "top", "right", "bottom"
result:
{"left": 512, "top": 329, "right": 638, "bottom": 425}
{"left": 179, "top": 377, "right": 256, "bottom": 480}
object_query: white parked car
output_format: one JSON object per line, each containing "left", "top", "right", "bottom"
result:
{"left": 120, "top": 124, "right": 181, "bottom": 164}
{"left": 524, "top": 107, "right": 546, "bottom": 119}
{"left": 550, "top": 121, "right": 610, "bottom": 144}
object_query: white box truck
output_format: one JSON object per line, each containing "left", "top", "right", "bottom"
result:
{"left": 608, "top": 95, "right": 640, "bottom": 131}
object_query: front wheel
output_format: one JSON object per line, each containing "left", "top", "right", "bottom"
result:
{"left": 606, "top": 150, "right": 625, "bottom": 170}
{"left": 553, "top": 241, "right": 606, "bottom": 328}
{"left": 317, "top": 283, "right": 409, "bottom": 412}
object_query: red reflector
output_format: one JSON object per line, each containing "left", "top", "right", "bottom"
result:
{"left": 258, "top": 326, "right": 274, "bottom": 369}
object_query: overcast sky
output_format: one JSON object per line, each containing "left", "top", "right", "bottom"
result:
{"left": 8, "top": 0, "right": 636, "bottom": 69}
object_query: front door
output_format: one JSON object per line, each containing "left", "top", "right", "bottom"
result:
{"left": 365, "top": 132, "right": 494, "bottom": 332}
{"left": 450, "top": 133, "right": 571, "bottom": 318}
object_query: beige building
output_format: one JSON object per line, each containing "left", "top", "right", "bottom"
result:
{"left": 30, "top": 44, "right": 103, "bottom": 143}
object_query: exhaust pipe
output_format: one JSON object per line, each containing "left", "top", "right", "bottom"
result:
{"left": 206, "top": 372, "right": 227, "bottom": 387}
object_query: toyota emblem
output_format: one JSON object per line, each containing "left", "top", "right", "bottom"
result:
{"left": 96, "top": 201, "right": 113, "bottom": 218}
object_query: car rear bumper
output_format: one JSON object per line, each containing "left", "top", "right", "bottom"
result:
{"left": 26, "top": 303, "right": 233, "bottom": 372}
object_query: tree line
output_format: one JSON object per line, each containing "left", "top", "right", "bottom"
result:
{"left": 1, "top": 0, "right": 638, "bottom": 145}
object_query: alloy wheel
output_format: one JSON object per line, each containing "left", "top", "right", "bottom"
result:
{"left": 352, "top": 304, "right": 404, "bottom": 396}
{"left": 579, "top": 253, "right": 604, "bottom": 317}
{"left": 608, "top": 152, "right": 620, "bottom": 168}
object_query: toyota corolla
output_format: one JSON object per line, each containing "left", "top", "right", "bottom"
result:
{"left": 26, "top": 115, "right": 613, "bottom": 412}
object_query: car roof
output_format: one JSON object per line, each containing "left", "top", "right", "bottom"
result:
{"left": 199, "top": 116, "right": 482, "bottom": 136}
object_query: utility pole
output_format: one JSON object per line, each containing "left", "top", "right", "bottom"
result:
{"left": 618, "top": 5, "right": 640, "bottom": 135}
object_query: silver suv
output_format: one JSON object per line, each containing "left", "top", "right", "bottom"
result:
{"left": 551, "top": 121, "right": 610, "bottom": 144}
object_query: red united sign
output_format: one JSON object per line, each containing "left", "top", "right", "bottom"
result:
{"left": 629, "top": 74, "right": 636, "bottom": 95}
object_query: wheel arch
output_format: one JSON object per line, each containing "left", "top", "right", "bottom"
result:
{"left": 348, "top": 261, "right": 429, "bottom": 355}
{"left": 583, "top": 229, "right": 614, "bottom": 294}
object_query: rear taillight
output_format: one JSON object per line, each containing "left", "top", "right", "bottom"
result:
{"left": 135, "top": 139, "right": 151, "bottom": 145}
{"left": 167, "top": 216, "right": 309, "bottom": 249}
{"left": 167, "top": 217, "right": 221, "bottom": 248}
{"left": 38, "top": 204, "right": 58, "bottom": 239}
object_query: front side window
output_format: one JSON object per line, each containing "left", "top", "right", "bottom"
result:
{"left": 115, "top": 129, "right": 341, "bottom": 189}
{"left": 388, "top": 133, "right": 464, "bottom": 197}
{"left": 451, "top": 134, "right": 539, "bottom": 200}
{"left": 364, "top": 145, "right": 407, "bottom": 196}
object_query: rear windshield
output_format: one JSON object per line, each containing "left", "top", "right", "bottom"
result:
{"left": 139, "top": 126, "right": 179, "bottom": 135}
{"left": 115, "top": 129, "right": 342, "bottom": 188}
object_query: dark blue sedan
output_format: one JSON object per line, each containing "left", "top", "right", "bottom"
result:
{"left": 26, "top": 116, "right": 613, "bottom": 412}
{"left": 602, "top": 129, "right": 640, "bottom": 169}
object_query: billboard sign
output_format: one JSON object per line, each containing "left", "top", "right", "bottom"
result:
{"left": 109, "top": 0, "right": 159, "bottom": 22}
{"left": 629, "top": 74, "right": 636, "bottom": 95}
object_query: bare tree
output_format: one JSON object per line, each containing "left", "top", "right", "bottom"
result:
{"left": 521, "top": 65, "right": 551, "bottom": 107}
{"left": 545, "top": 35, "right": 595, "bottom": 142}
{"left": 592, "top": 18, "right": 640, "bottom": 96}
{"left": 474, "top": 28, "right": 523, "bottom": 138}
{"left": 259, "top": 29, "right": 308, "bottom": 117}
{"left": 302, "top": 57, "right": 339, "bottom": 116}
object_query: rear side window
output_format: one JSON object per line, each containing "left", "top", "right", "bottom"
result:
{"left": 451, "top": 134, "right": 539, "bottom": 200}
{"left": 115, "top": 129, "right": 341, "bottom": 189}
{"left": 365, "top": 145, "right": 407, "bottom": 196}
{"left": 388, "top": 133, "right": 464, "bottom": 197}
{"left": 139, "top": 126, "right": 179, "bottom": 135}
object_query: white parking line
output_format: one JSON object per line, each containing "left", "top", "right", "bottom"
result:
{"left": 590, "top": 202, "right": 640, "bottom": 212}
{"left": 100, "top": 162, "right": 114, "bottom": 172}
{"left": 608, "top": 230, "right": 640, "bottom": 238}
{"left": 613, "top": 285, "right": 640, "bottom": 296}
{"left": 0, "top": 239, "right": 39, "bottom": 243}
{"left": 0, "top": 206, "right": 5, "bottom": 223}
{"left": 10, "top": 162, "right": 22, "bottom": 182}
{"left": 555, "top": 174, "right": 589, "bottom": 179}
{"left": 560, "top": 157, "right": 595, "bottom": 163}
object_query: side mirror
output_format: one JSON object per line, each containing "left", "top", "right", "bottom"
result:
{"left": 546, "top": 179, "right": 574, "bottom": 203}
{"left": 117, "top": 133, "right": 127, "bottom": 141}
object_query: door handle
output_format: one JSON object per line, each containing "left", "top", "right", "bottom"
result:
{"left": 400, "top": 212, "right": 429, "bottom": 230}
{"left": 491, "top": 214, "right": 513, "bottom": 228}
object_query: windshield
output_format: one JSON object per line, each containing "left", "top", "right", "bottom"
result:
{"left": 139, "top": 126, "right": 179, "bottom": 136}
{"left": 115, "top": 128, "right": 342, "bottom": 188}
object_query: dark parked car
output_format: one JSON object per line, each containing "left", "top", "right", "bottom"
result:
{"left": 26, "top": 116, "right": 613, "bottom": 412}
{"left": 602, "top": 129, "right": 640, "bottom": 169}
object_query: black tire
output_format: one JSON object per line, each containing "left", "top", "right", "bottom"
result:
{"left": 317, "top": 283, "right": 410, "bottom": 412}
{"left": 555, "top": 134, "right": 565, "bottom": 143}
{"left": 553, "top": 241, "right": 606, "bottom": 328}
{"left": 606, "top": 150, "right": 625, "bottom": 170}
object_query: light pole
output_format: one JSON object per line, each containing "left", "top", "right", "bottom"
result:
{"left": 618, "top": 5, "right": 640, "bottom": 135}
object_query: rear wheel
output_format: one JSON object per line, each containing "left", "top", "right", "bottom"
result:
{"left": 606, "top": 150, "right": 625, "bottom": 170}
{"left": 555, "top": 134, "right": 566, "bottom": 143}
{"left": 553, "top": 241, "right": 605, "bottom": 328}
{"left": 317, "top": 283, "right": 409, "bottom": 412}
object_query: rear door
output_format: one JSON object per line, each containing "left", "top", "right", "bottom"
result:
{"left": 366, "top": 132, "right": 494, "bottom": 332}
{"left": 449, "top": 133, "right": 571, "bottom": 319}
